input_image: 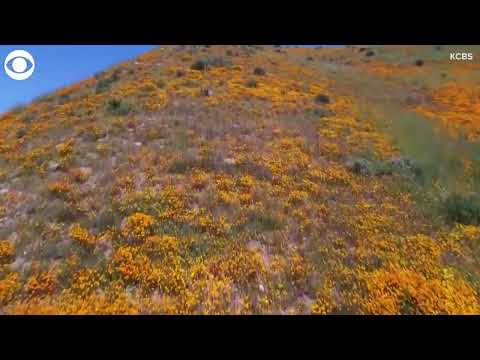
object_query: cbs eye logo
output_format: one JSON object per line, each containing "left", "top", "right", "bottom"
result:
{"left": 4, "top": 50, "right": 35, "bottom": 80}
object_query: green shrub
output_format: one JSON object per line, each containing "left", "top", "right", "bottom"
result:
{"left": 58, "top": 93, "right": 71, "bottom": 104}
{"left": 39, "top": 241, "right": 70, "bottom": 261}
{"left": 105, "top": 98, "right": 133, "bottom": 116}
{"left": 140, "top": 83, "right": 157, "bottom": 92}
{"left": 94, "top": 208, "right": 117, "bottom": 231}
{"left": 167, "top": 157, "right": 198, "bottom": 174}
{"left": 245, "top": 79, "right": 258, "bottom": 88}
{"left": 191, "top": 57, "right": 232, "bottom": 71}
{"left": 191, "top": 59, "right": 208, "bottom": 71}
{"left": 96, "top": 69, "right": 121, "bottom": 93}
{"left": 156, "top": 79, "right": 166, "bottom": 88}
{"left": 252, "top": 213, "right": 281, "bottom": 232}
{"left": 253, "top": 67, "right": 266, "bottom": 76}
{"left": 21, "top": 113, "right": 36, "bottom": 124}
{"left": 442, "top": 193, "right": 480, "bottom": 225}
{"left": 314, "top": 94, "right": 330, "bottom": 104}
{"left": 16, "top": 128, "right": 28, "bottom": 139}
{"left": 44, "top": 200, "right": 78, "bottom": 223}
{"left": 415, "top": 59, "right": 424, "bottom": 67}
{"left": 182, "top": 79, "right": 199, "bottom": 88}
{"left": 209, "top": 57, "right": 230, "bottom": 67}
{"left": 311, "top": 108, "right": 332, "bottom": 118}
{"left": 236, "top": 211, "right": 282, "bottom": 233}
{"left": 9, "top": 104, "right": 27, "bottom": 114}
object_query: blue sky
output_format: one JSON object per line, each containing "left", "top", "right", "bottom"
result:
{"left": 0, "top": 45, "right": 158, "bottom": 113}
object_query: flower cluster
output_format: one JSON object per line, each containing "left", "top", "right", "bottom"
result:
{"left": 0, "top": 241, "right": 15, "bottom": 265}
{"left": 70, "top": 224, "right": 97, "bottom": 248}
{"left": 0, "top": 273, "right": 21, "bottom": 305}
{"left": 121, "top": 213, "right": 156, "bottom": 241}
{"left": 56, "top": 138, "right": 75, "bottom": 157}
{"left": 26, "top": 270, "right": 58, "bottom": 297}
{"left": 48, "top": 181, "right": 72, "bottom": 197}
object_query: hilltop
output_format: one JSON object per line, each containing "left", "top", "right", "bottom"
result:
{"left": 1, "top": 45, "right": 480, "bottom": 314}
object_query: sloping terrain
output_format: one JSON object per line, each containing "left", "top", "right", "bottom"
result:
{"left": 1, "top": 45, "right": 480, "bottom": 314}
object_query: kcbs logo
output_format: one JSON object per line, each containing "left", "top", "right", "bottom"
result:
{"left": 450, "top": 52, "right": 474, "bottom": 61}
{"left": 3, "top": 50, "right": 35, "bottom": 80}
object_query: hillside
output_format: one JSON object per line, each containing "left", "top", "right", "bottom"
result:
{"left": 1, "top": 45, "right": 480, "bottom": 314}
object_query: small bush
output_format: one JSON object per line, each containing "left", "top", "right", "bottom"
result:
{"left": 191, "top": 59, "right": 209, "bottom": 71}
{"left": 94, "top": 209, "right": 117, "bottom": 231}
{"left": 312, "top": 108, "right": 332, "bottom": 118}
{"left": 16, "top": 128, "right": 28, "bottom": 139}
{"left": 415, "top": 59, "right": 424, "bottom": 67}
{"left": 245, "top": 79, "right": 258, "bottom": 88}
{"left": 44, "top": 200, "right": 78, "bottom": 223}
{"left": 9, "top": 104, "right": 27, "bottom": 114}
{"left": 239, "top": 212, "right": 282, "bottom": 233}
{"left": 105, "top": 98, "right": 133, "bottom": 116}
{"left": 39, "top": 241, "right": 70, "bottom": 261}
{"left": 314, "top": 94, "right": 330, "bottom": 104}
{"left": 345, "top": 157, "right": 377, "bottom": 176}
{"left": 21, "top": 113, "right": 36, "bottom": 124}
{"left": 96, "top": 69, "right": 121, "bottom": 93}
{"left": 253, "top": 67, "right": 266, "bottom": 76}
{"left": 442, "top": 193, "right": 480, "bottom": 225}
{"left": 346, "top": 156, "right": 421, "bottom": 177}
{"left": 167, "top": 158, "right": 197, "bottom": 174}
{"left": 191, "top": 57, "right": 231, "bottom": 71}
{"left": 140, "top": 83, "right": 157, "bottom": 92}
{"left": 386, "top": 157, "right": 422, "bottom": 177}
{"left": 182, "top": 79, "right": 199, "bottom": 88}
{"left": 210, "top": 57, "right": 231, "bottom": 67}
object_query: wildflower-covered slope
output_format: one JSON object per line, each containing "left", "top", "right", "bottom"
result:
{"left": 1, "top": 45, "right": 480, "bottom": 314}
